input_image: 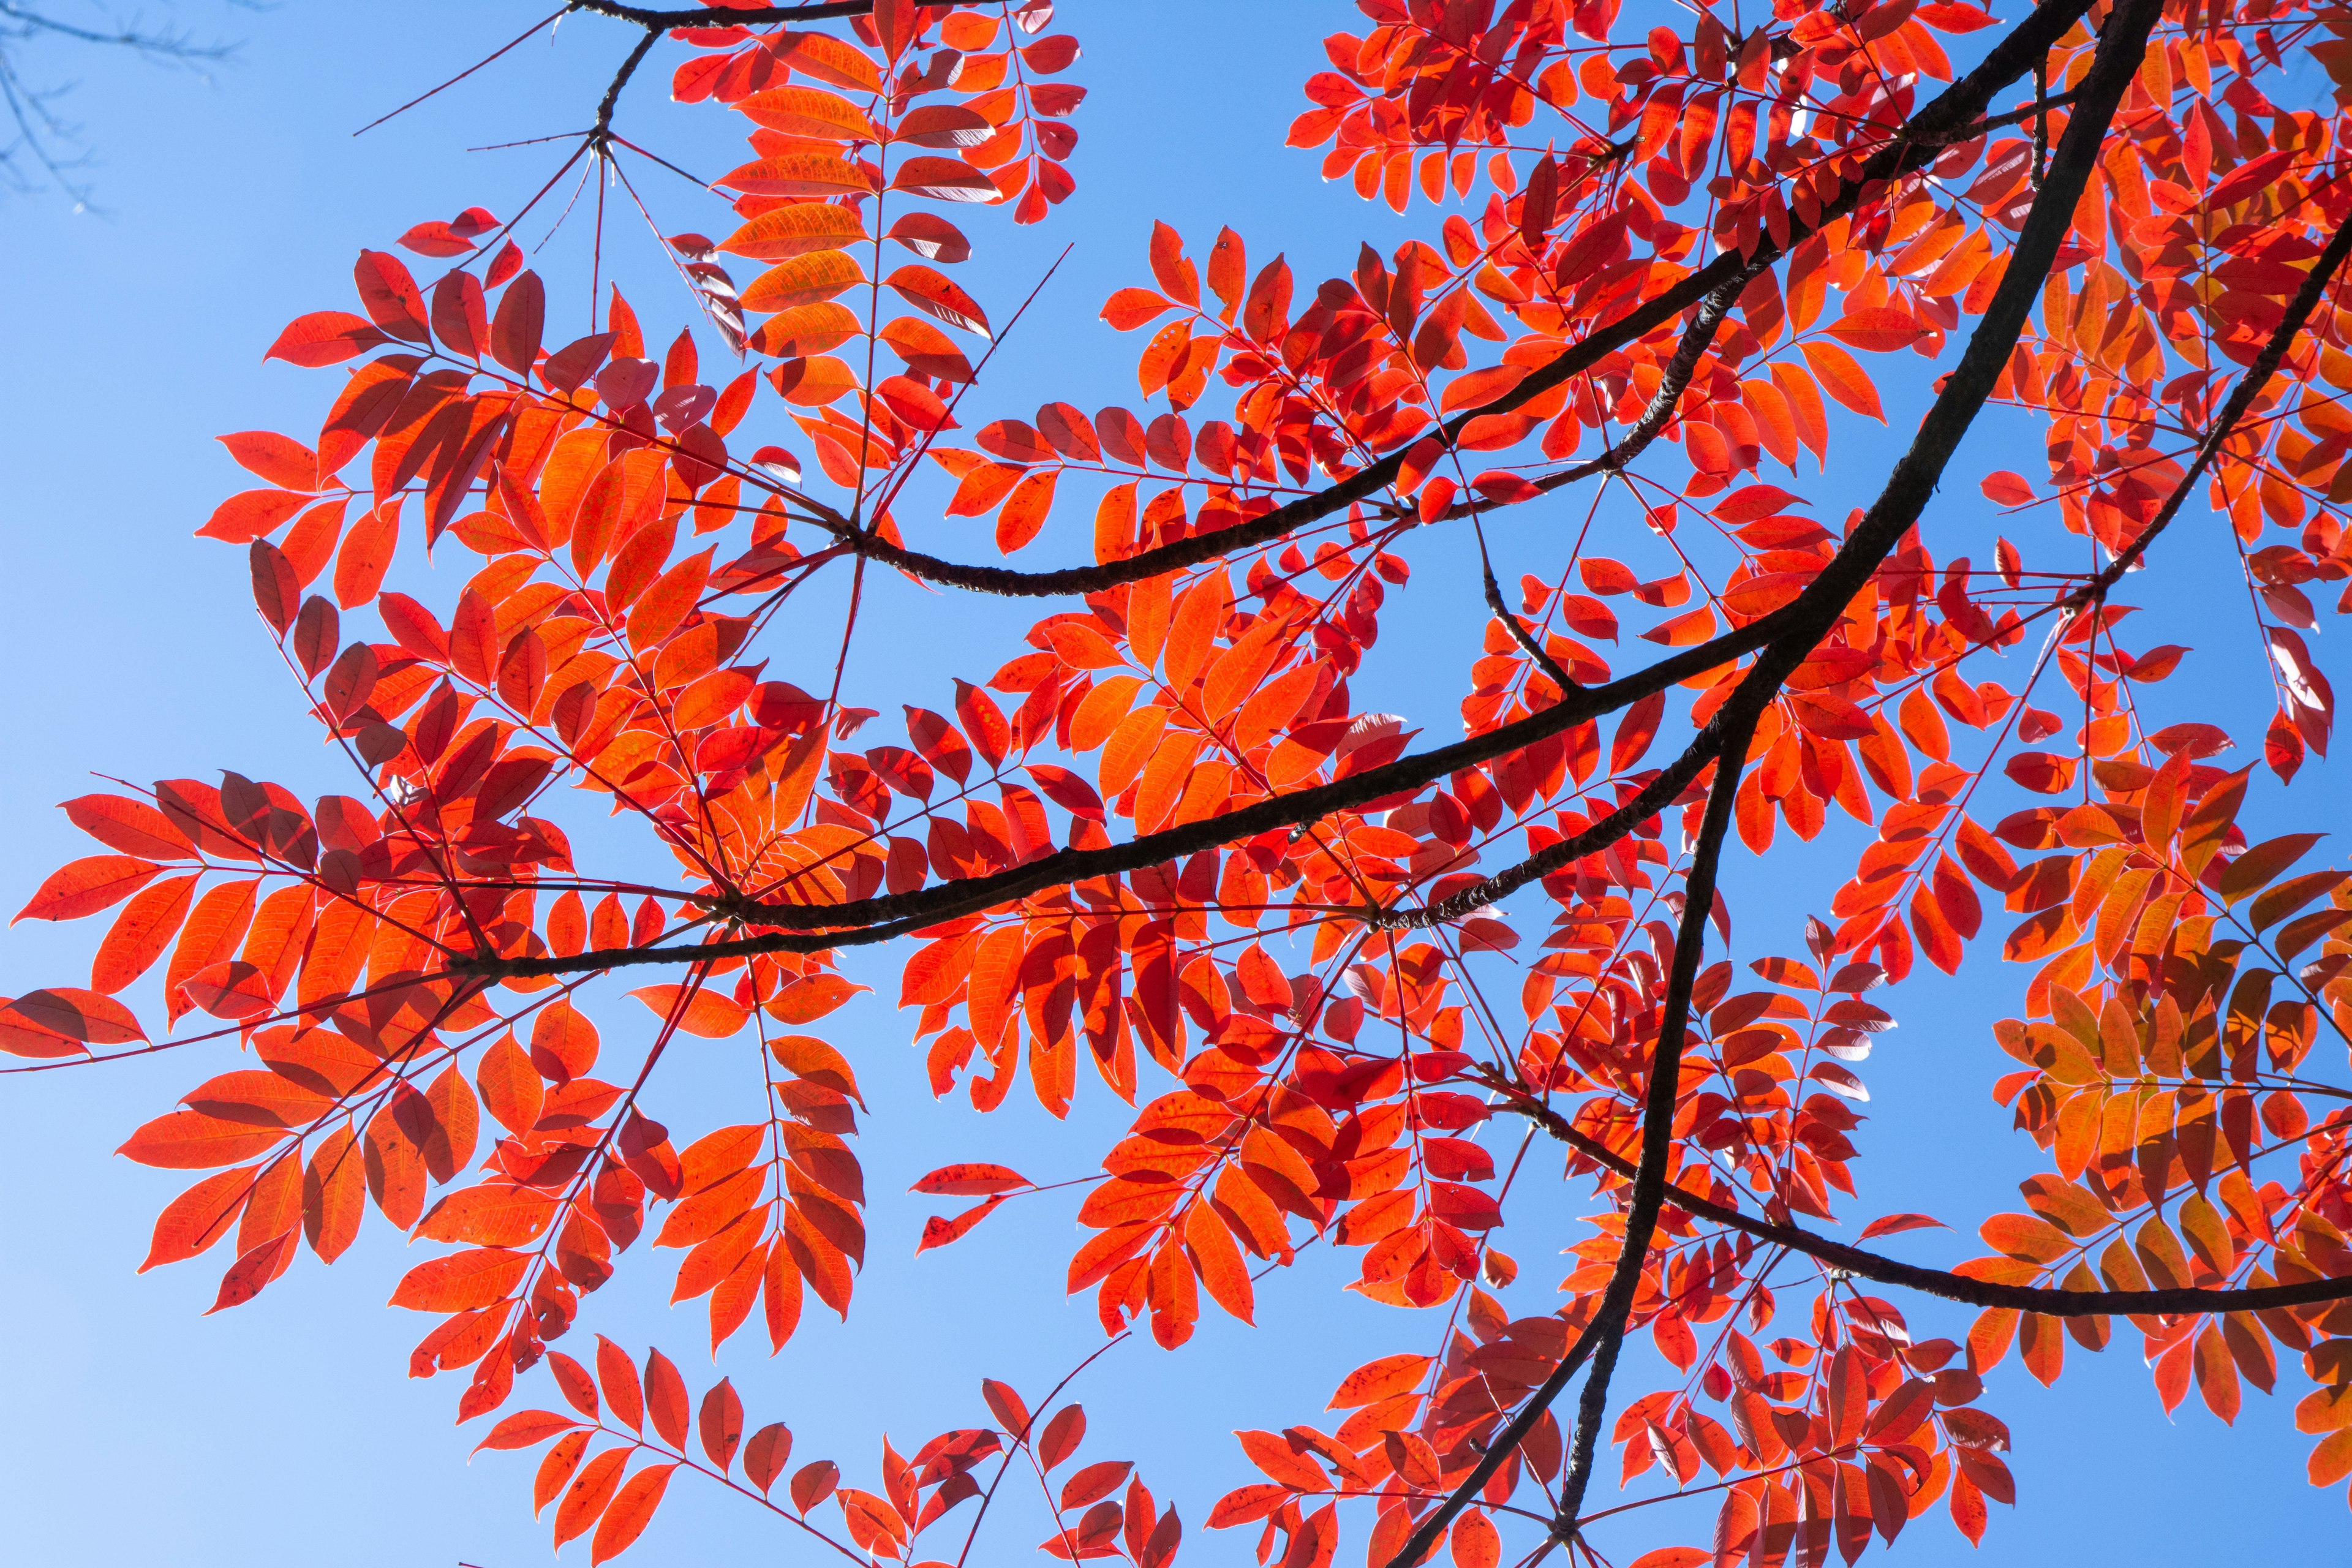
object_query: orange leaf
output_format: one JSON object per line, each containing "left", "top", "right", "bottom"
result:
{"left": 768, "top": 973, "right": 867, "bottom": 1026}
{"left": 591, "top": 1463, "right": 676, "bottom": 1563}
{"left": 1824, "top": 305, "right": 1928, "bottom": 353}
{"left": 1183, "top": 1202, "right": 1255, "bottom": 1324}
{"left": 15, "top": 855, "right": 162, "bottom": 923}
{"left": 888, "top": 264, "right": 992, "bottom": 337}
{"left": 1800, "top": 342, "right": 1883, "bottom": 421}
{"left": 388, "top": 1247, "right": 527, "bottom": 1311}
{"left": 1327, "top": 1354, "right": 1431, "bottom": 1409}
{"left": 912, "top": 1163, "right": 1031, "bottom": 1195}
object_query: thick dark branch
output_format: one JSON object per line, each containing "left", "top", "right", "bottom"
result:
{"left": 591, "top": 24, "right": 659, "bottom": 145}
{"left": 457, "top": 0, "right": 2115, "bottom": 984}
{"left": 1366, "top": 737, "right": 1722, "bottom": 930}
{"left": 822, "top": 0, "right": 2099, "bottom": 600}
{"left": 1528, "top": 268, "right": 1753, "bottom": 492}
{"left": 1380, "top": 1317, "right": 1608, "bottom": 1568}
{"left": 1502, "top": 1088, "right": 2352, "bottom": 1318}
{"left": 1551, "top": 703, "right": 1760, "bottom": 1541}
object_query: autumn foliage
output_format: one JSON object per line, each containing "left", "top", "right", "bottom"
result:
{"left": 14, "top": 0, "right": 2352, "bottom": 1562}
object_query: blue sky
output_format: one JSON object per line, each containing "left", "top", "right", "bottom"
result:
{"left": 0, "top": 2, "right": 2343, "bottom": 1564}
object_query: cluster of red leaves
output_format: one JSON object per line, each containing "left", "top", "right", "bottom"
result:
{"left": 11, "top": 0, "right": 2352, "bottom": 1564}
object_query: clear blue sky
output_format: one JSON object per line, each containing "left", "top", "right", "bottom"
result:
{"left": 0, "top": 3, "right": 2341, "bottom": 1564}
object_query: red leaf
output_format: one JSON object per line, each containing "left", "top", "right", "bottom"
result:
{"left": 1979, "top": 470, "right": 2035, "bottom": 507}
{"left": 388, "top": 1248, "right": 526, "bottom": 1311}
{"left": 1800, "top": 342, "right": 1884, "bottom": 421}
{"left": 591, "top": 1463, "right": 676, "bottom": 1563}
{"left": 699, "top": 1379, "right": 744, "bottom": 1471}
{"left": 1825, "top": 306, "right": 1928, "bottom": 353}
{"left": 1102, "top": 288, "right": 1173, "bottom": 331}
{"left": 477, "top": 1411, "right": 582, "bottom": 1452}
{"left": 746, "top": 1423, "right": 794, "bottom": 1493}
{"left": 644, "top": 1349, "right": 690, "bottom": 1450}
{"left": 888, "top": 264, "right": 992, "bottom": 337}
{"left": 912, "top": 1163, "right": 1033, "bottom": 1196}
{"left": 917, "top": 1196, "right": 1006, "bottom": 1253}
{"left": 264, "top": 312, "right": 391, "bottom": 367}
{"left": 0, "top": 987, "right": 146, "bottom": 1056}
{"left": 353, "top": 251, "right": 431, "bottom": 343}
{"left": 15, "top": 856, "right": 162, "bottom": 923}
{"left": 1858, "top": 1213, "right": 1948, "bottom": 1240}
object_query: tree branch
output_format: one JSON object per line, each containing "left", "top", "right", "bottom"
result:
{"left": 807, "top": 0, "right": 2100, "bottom": 600}
{"left": 1365, "top": 737, "right": 1722, "bottom": 931}
{"left": 1497, "top": 1085, "right": 2352, "bottom": 1318}
{"left": 1380, "top": 1317, "right": 1608, "bottom": 1568}
{"left": 2075, "top": 206, "right": 2352, "bottom": 597}
{"left": 1550, "top": 701, "right": 1759, "bottom": 1544}
{"left": 590, "top": 23, "right": 658, "bottom": 148}
{"left": 1365, "top": 0, "right": 2168, "bottom": 1550}
{"left": 450, "top": 0, "right": 2122, "bottom": 988}
{"left": 1525, "top": 268, "right": 1754, "bottom": 494}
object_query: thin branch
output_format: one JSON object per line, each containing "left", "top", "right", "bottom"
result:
{"left": 1526, "top": 268, "right": 1754, "bottom": 493}
{"left": 1366, "top": 739, "right": 1721, "bottom": 932}
{"left": 353, "top": 9, "right": 564, "bottom": 136}
{"left": 2073, "top": 206, "right": 2352, "bottom": 598}
{"left": 590, "top": 23, "right": 659, "bottom": 148}
{"left": 1477, "top": 524, "right": 1580, "bottom": 696}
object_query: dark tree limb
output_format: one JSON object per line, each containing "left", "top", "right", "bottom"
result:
{"left": 2076, "top": 207, "right": 2352, "bottom": 597}
{"left": 1364, "top": 0, "right": 2168, "bottom": 1551}
{"left": 590, "top": 23, "right": 659, "bottom": 148}
{"left": 1549, "top": 701, "right": 1759, "bottom": 1545}
{"left": 449, "top": 0, "right": 2122, "bottom": 987}
{"left": 1528, "top": 269, "right": 1754, "bottom": 492}
{"left": 1364, "top": 738, "right": 1722, "bottom": 932}
{"left": 802, "top": 0, "right": 2101, "bottom": 600}
{"left": 1497, "top": 1085, "right": 2352, "bottom": 1318}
